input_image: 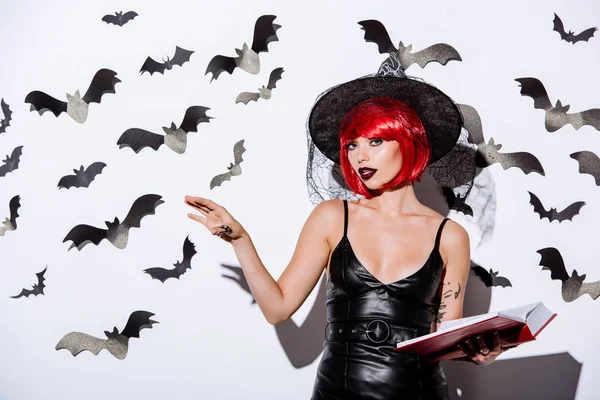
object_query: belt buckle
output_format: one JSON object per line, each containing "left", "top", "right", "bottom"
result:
{"left": 365, "top": 319, "right": 390, "bottom": 344}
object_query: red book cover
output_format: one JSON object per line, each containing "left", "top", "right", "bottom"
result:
{"left": 394, "top": 302, "right": 557, "bottom": 361}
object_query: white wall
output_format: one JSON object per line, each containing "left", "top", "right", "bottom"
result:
{"left": 1, "top": 0, "right": 599, "bottom": 399}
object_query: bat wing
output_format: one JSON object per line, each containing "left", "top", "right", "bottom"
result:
{"left": 0, "top": 146, "right": 24, "bottom": 177}
{"left": 235, "top": 92, "right": 260, "bottom": 104}
{"left": 11, "top": 266, "right": 47, "bottom": 298}
{"left": 457, "top": 104, "right": 485, "bottom": 145}
{"left": 205, "top": 55, "right": 237, "bottom": 82}
{"left": 179, "top": 106, "right": 212, "bottom": 133}
{"left": 572, "top": 27, "right": 597, "bottom": 43}
{"left": 63, "top": 224, "right": 108, "bottom": 250}
{"left": 552, "top": 13, "right": 567, "bottom": 40}
{"left": 171, "top": 46, "right": 194, "bottom": 67}
{"left": 537, "top": 247, "right": 569, "bottom": 281}
{"left": 8, "top": 194, "right": 21, "bottom": 227}
{"left": 556, "top": 201, "right": 586, "bottom": 222}
{"left": 408, "top": 43, "right": 462, "bottom": 68}
{"left": 266, "top": 67, "right": 284, "bottom": 90}
{"left": 140, "top": 57, "right": 166, "bottom": 75}
{"left": 579, "top": 281, "right": 600, "bottom": 300}
{"left": 84, "top": 161, "right": 107, "bottom": 182}
{"left": 233, "top": 139, "right": 246, "bottom": 165}
{"left": 24, "top": 91, "right": 67, "bottom": 117}
{"left": 121, "top": 194, "right": 164, "bottom": 229}
{"left": 251, "top": 15, "right": 281, "bottom": 53}
{"left": 56, "top": 332, "right": 109, "bottom": 356}
{"left": 527, "top": 191, "right": 551, "bottom": 220}
{"left": 209, "top": 171, "right": 233, "bottom": 189}
{"left": 57, "top": 173, "right": 80, "bottom": 189}
{"left": 120, "top": 311, "right": 158, "bottom": 338}
{"left": 144, "top": 266, "right": 179, "bottom": 282}
{"left": 101, "top": 14, "right": 118, "bottom": 24}
{"left": 82, "top": 69, "right": 120, "bottom": 104}
{"left": 497, "top": 151, "right": 545, "bottom": 175}
{"left": 145, "top": 236, "right": 197, "bottom": 282}
{"left": 570, "top": 151, "right": 600, "bottom": 186}
{"left": 566, "top": 108, "right": 600, "bottom": 131}
{"left": 0, "top": 98, "right": 13, "bottom": 133}
{"left": 122, "top": 11, "right": 138, "bottom": 24}
{"left": 357, "top": 20, "right": 396, "bottom": 53}
{"left": 490, "top": 271, "right": 513, "bottom": 288}
{"left": 471, "top": 265, "right": 492, "bottom": 286}
{"left": 515, "top": 78, "right": 553, "bottom": 111}
{"left": 441, "top": 186, "right": 473, "bottom": 216}
{"left": 117, "top": 128, "right": 165, "bottom": 152}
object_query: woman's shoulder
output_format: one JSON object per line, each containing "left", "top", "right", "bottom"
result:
{"left": 311, "top": 199, "right": 345, "bottom": 222}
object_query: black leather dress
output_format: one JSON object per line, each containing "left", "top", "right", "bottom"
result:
{"left": 311, "top": 200, "right": 450, "bottom": 400}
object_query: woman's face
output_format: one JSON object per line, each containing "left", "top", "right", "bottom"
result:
{"left": 346, "top": 136, "right": 402, "bottom": 190}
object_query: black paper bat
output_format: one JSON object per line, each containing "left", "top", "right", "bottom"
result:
{"left": 11, "top": 266, "right": 46, "bottom": 298}
{"left": 205, "top": 15, "right": 281, "bottom": 82}
{"left": 515, "top": 77, "right": 600, "bottom": 132}
{"left": 58, "top": 162, "right": 106, "bottom": 189}
{"left": 25, "top": 69, "right": 120, "bottom": 123}
{"left": 102, "top": 11, "right": 138, "bottom": 26}
{"left": 0, "top": 195, "right": 21, "bottom": 236}
{"left": 236, "top": 67, "right": 284, "bottom": 104}
{"left": 471, "top": 265, "right": 512, "bottom": 288}
{"left": 0, "top": 145, "right": 24, "bottom": 178}
{"left": 570, "top": 151, "right": 600, "bottom": 186}
{"left": 358, "top": 19, "right": 461, "bottom": 69}
{"left": 553, "top": 13, "right": 597, "bottom": 44}
{"left": 537, "top": 247, "right": 600, "bottom": 302}
{"left": 117, "top": 106, "right": 212, "bottom": 154}
{"left": 63, "top": 194, "right": 164, "bottom": 251}
{"left": 441, "top": 186, "right": 473, "bottom": 216}
{"left": 140, "top": 46, "right": 194, "bottom": 76}
{"left": 144, "top": 236, "right": 197, "bottom": 282}
{"left": 210, "top": 140, "right": 246, "bottom": 189}
{"left": 0, "top": 98, "right": 12, "bottom": 134}
{"left": 476, "top": 138, "right": 545, "bottom": 175}
{"left": 527, "top": 191, "right": 585, "bottom": 222}
{"left": 220, "top": 263, "right": 256, "bottom": 304}
{"left": 55, "top": 311, "right": 157, "bottom": 359}
{"left": 458, "top": 104, "right": 545, "bottom": 176}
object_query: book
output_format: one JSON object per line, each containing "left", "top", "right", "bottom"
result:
{"left": 394, "top": 302, "right": 557, "bottom": 361}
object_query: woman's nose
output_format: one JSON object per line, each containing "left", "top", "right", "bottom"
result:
{"left": 357, "top": 147, "right": 369, "bottom": 163}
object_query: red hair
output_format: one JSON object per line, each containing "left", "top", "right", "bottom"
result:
{"left": 339, "top": 97, "right": 431, "bottom": 198}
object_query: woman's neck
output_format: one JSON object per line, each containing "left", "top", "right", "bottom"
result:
{"left": 359, "top": 183, "right": 422, "bottom": 217}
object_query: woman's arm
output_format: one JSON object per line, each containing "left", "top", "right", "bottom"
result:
{"left": 433, "top": 220, "right": 471, "bottom": 331}
{"left": 185, "top": 196, "right": 337, "bottom": 325}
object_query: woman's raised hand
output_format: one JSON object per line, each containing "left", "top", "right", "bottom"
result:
{"left": 184, "top": 195, "right": 246, "bottom": 242}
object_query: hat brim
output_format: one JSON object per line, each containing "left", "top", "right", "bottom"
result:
{"left": 308, "top": 75, "right": 463, "bottom": 165}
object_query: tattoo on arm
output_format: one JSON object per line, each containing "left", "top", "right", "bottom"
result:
{"left": 435, "top": 281, "right": 462, "bottom": 324}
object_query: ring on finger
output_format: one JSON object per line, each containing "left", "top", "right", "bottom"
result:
{"left": 217, "top": 225, "right": 232, "bottom": 236}
{"left": 479, "top": 348, "right": 490, "bottom": 356}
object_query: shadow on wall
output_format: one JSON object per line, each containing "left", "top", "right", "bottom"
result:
{"left": 274, "top": 274, "right": 328, "bottom": 369}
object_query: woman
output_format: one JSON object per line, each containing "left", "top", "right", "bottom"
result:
{"left": 184, "top": 74, "right": 511, "bottom": 399}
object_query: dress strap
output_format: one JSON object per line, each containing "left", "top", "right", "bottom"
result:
{"left": 434, "top": 218, "right": 449, "bottom": 250}
{"left": 343, "top": 200, "right": 348, "bottom": 237}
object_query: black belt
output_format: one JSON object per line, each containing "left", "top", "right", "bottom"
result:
{"left": 326, "top": 320, "right": 424, "bottom": 346}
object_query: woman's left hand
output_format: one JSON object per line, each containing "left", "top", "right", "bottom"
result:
{"left": 457, "top": 331, "right": 512, "bottom": 366}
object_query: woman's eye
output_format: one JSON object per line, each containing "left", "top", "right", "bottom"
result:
{"left": 346, "top": 143, "right": 356, "bottom": 150}
{"left": 371, "top": 139, "right": 383, "bottom": 145}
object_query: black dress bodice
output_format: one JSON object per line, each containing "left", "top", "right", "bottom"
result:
{"left": 311, "top": 200, "right": 450, "bottom": 400}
